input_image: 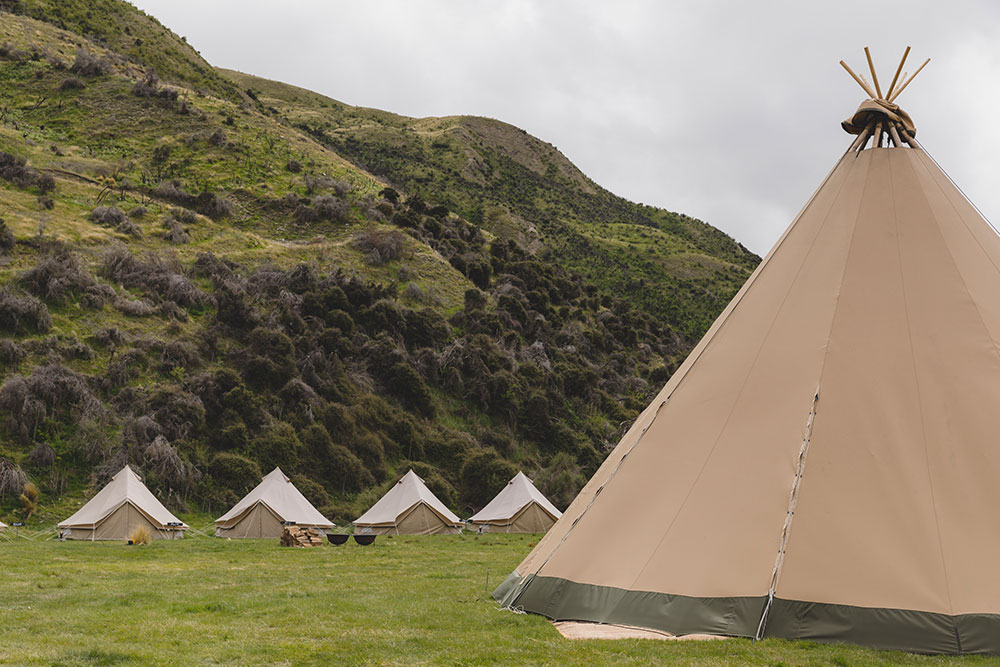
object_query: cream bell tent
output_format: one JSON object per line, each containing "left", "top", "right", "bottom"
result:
{"left": 354, "top": 469, "right": 462, "bottom": 535}
{"left": 0, "top": 520, "right": 5, "bottom": 531}
{"left": 215, "top": 467, "right": 334, "bottom": 538}
{"left": 496, "top": 48, "right": 1000, "bottom": 655}
{"left": 59, "top": 465, "right": 187, "bottom": 540}
{"left": 468, "top": 472, "right": 561, "bottom": 533}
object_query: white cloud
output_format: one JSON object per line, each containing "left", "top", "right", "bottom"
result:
{"left": 131, "top": 0, "right": 1000, "bottom": 254}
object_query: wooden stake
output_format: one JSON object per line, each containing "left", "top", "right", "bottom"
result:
{"left": 840, "top": 60, "right": 877, "bottom": 98}
{"left": 864, "top": 47, "right": 883, "bottom": 99}
{"left": 885, "top": 46, "right": 911, "bottom": 99}
{"left": 888, "top": 58, "right": 930, "bottom": 103}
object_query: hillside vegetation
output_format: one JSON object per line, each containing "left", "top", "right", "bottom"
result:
{"left": 225, "top": 69, "right": 759, "bottom": 339}
{"left": 0, "top": 1, "right": 757, "bottom": 524}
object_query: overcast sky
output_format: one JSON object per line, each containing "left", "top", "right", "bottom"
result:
{"left": 131, "top": 0, "right": 1000, "bottom": 255}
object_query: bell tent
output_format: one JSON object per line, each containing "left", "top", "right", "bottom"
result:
{"left": 215, "top": 467, "right": 334, "bottom": 538}
{"left": 354, "top": 469, "right": 462, "bottom": 535}
{"left": 495, "top": 48, "right": 1000, "bottom": 655}
{"left": 468, "top": 472, "right": 562, "bottom": 533}
{"left": 58, "top": 465, "right": 187, "bottom": 540}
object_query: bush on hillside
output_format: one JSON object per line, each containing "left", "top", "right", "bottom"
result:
{"left": 208, "top": 452, "right": 260, "bottom": 494}
{"left": 0, "top": 287, "right": 51, "bottom": 334}
{"left": 352, "top": 229, "right": 404, "bottom": 266}
{"left": 70, "top": 49, "right": 111, "bottom": 77}
{"left": 0, "top": 218, "right": 13, "bottom": 253}
{"left": 58, "top": 76, "right": 86, "bottom": 92}
{"left": 460, "top": 449, "right": 518, "bottom": 509}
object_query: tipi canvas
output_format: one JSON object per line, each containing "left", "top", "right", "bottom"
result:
{"left": 215, "top": 467, "right": 334, "bottom": 538}
{"left": 59, "top": 465, "right": 187, "bottom": 540}
{"left": 468, "top": 472, "right": 561, "bottom": 533}
{"left": 354, "top": 470, "right": 462, "bottom": 535}
{"left": 496, "top": 49, "right": 1000, "bottom": 655}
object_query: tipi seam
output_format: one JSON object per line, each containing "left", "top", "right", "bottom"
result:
{"left": 889, "top": 151, "right": 956, "bottom": 616}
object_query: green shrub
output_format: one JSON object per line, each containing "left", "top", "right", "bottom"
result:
{"left": 387, "top": 362, "right": 434, "bottom": 418}
{"left": 209, "top": 452, "right": 261, "bottom": 494}
{"left": 460, "top": 449, "right": 517, "bottom": 509}
{"left": 247, "top": 422, "right": 301, "bottom": 473}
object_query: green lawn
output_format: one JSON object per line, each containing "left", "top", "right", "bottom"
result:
{"left": 0, "top": 531, "right": 994, "bottom": 666}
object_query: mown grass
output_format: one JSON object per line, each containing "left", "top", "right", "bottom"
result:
{"left": 0, "top": 533, "right": 992, "bottom": 666}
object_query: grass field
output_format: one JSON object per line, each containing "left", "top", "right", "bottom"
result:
{"left": 0, "top": 530, "right": 994, "bottom": 666}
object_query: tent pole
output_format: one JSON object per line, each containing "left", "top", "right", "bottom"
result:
{"left": 901, "top": 129, "right": 922, "bottom": 151}
{"left": 885, "top": 46, "right": 911, "bottom": 99}
{"left": 864, "top": 47, "right": 883, "bottom": 99}
{"left": 839, "top": 60, "right": 877, "bottom": 99}
{"left": 850, "top": 122, "right": 874, "bottom": 152}
{"left": 888, "top": 124, "right": 903, "bottom": 148}
{"left": 888, "top": 58, "right": 930, "bottom": 103}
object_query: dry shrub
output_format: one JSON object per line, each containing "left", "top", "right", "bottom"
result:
{"left": 0, "top": 151, "right": 50, "bottom": 192}
{"left": 70, "top": 49, "right": 111, "bottom": 77}
{"left": 18, "top": 482, "right": 38, "bottom": 519}
{"left": 91, "top": 205, "right": 141, "bottom": 237}
{"left": 0, "top": 339, "right": 25, "bottom": 368}
{"left": 145, "top": 435, "right": 199, "bottom": 492}
{"left": 116, "top": 298, "right": 155, "bottom": 317}
{"left": 59, "top": 76, "right": 85, "bottom": 92}
{"left": 0, "top": 217, "right": 14, "bottom": 253}
{"left": 352, "top": 229, "right": 405, "bottom": 265}
{"left": 18, "top": 247, "right": 104, "bottom": 304}
{"left": 129, "top": 524, "right": 151, "bottom": 545}
{"left": 0, "top": 458, "right": 27, "bottom": 498}
{"left": 132, "top": 68, "right": 178, "bottom": 100}
{"left": 161, "top": 218, "right": 189, "bottom": 244}
{"left": 101, "top": 245, "right": 210, "bottom": 309}
{"left": 27, "top": 442, "right": 56, "bottom": 469}
{"left": 0, "top": 287, "right": 51, "bottom": 333}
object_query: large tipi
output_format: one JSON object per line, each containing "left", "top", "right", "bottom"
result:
{"left": 354, "top": 470, "right": 462, "bottom": 535}
{"left": 496, "top": 49, "right": 1000, "bottom": 655}
{"left": 215, "top": 467, "right": 334, "bottom": 538}
{"left": 59, "top": 465, "right": 188, "bottom": 540}
{"left": 468, "top": 472, "right": 561, "bottom": 533}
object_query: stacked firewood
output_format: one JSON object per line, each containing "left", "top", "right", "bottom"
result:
{"left": 280, "top": 526, "right": 323, "bottom": 547}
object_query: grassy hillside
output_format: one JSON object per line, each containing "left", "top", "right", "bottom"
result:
{"left": 0, "top": 2, "right": 756, "bottom": 526}
{"left": 1, "top": 535, "right": 979, "bottom": 666}
{"left": 223, "top": 69, "right": 759, "bottom": 339}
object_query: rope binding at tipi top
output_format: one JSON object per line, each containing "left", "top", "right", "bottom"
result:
{"left": 840, "top": 46, "right": 929, "bottom": 151}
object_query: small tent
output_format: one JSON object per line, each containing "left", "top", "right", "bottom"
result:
{"left": 0, "top": 520, "right": 6, "bottom": 531}
{"left": 468, "top": 472, "right": 561, "bottom": 533}
{"left": 354, "top": 470, "right": 462, "bottom": 535}
{"left": 58, "top": 465, "right": 187, "bottom": 540}
{"left": 215, "top": 467, "right": 334, "bottom": 538}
